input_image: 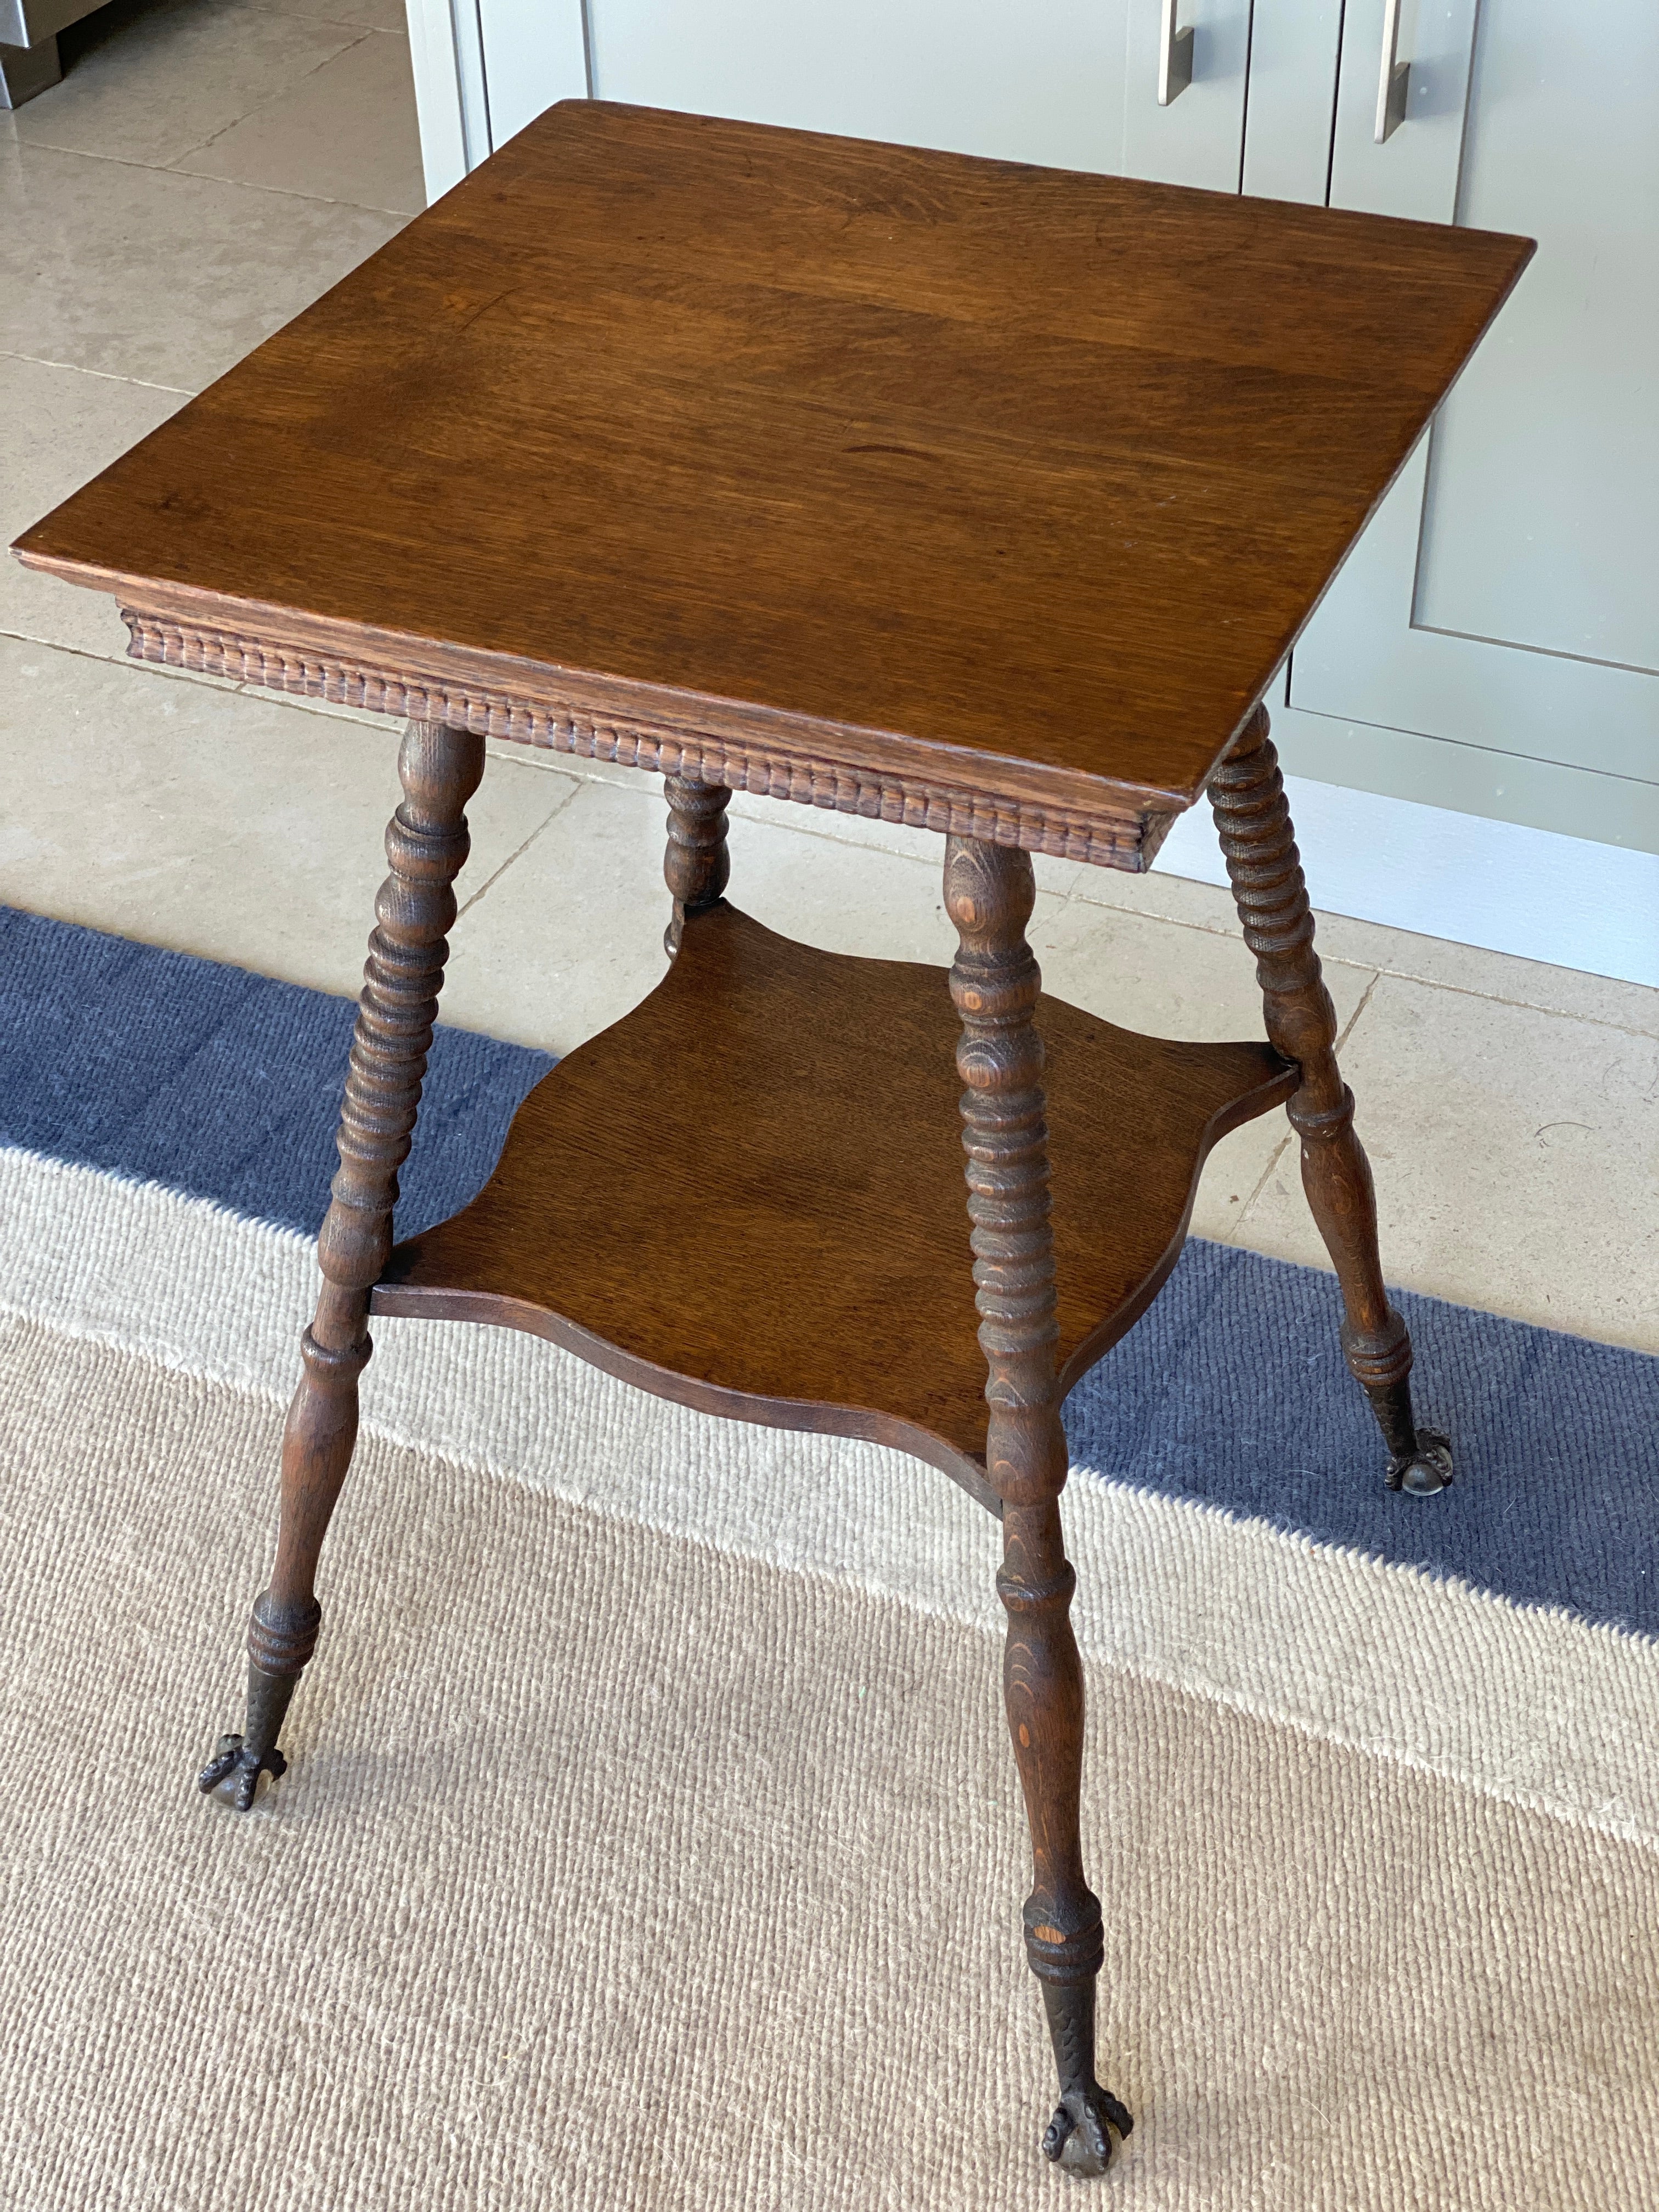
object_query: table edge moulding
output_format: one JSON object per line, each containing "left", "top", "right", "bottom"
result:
{"left": 112, "top": 596, "right": 1184, "bottom": 872}
{"left": 8, "top": 97, "right": 1528, "bottom": 2182}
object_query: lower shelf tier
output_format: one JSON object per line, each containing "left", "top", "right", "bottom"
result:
{"left": 374, "top": 901, "right": 1295, "bottom": 1512}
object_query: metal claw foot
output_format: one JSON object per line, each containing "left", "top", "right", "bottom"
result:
{"left": 1041, "top": 2081, "right": 1133, "bottom": 2174}
{"left": 199, "top": 1660, "right": 301, "bottom": 1810}
{"left": 197, "top": 1733, "right": 288, "bottom": 1812}
{"left": 1386, "top": 1425, "right": 1454, "bottom": 1497}
{"left": 1034, "top": 1961, "right": 1126, "bottom": 2176}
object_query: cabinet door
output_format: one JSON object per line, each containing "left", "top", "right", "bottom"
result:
{"left": 584, "top": 0, "right": 1132, "bottom": 176}
{"left": 457, "top": 3, "right": 1259, "bottom": 222}
{"left": 582, "top": 0, "right": 1263, "bottom": 187}
{"left": 1120, "top": 0, "right": 1254, "bottom": 191}
{"left": 1239, "top": 0, "right": 1344, "bottom": 205}
{"left": 1285, "top": 0, "right": 1659, "bottom": 853}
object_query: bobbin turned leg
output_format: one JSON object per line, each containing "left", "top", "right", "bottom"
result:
{"left": 198, "top": 719, "right": 487, "bottom": 1809}
{"left": 1208, "top": 709, "right": 1452, "bottom": 1496}
{"left": 946, "top": 835, "right": 1132, "bottom": 2175}
{"left": 663, "top": 775, "right": 730, "bottom": 955}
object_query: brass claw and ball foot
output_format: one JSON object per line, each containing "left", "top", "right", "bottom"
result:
{"left": 196, "top": 1656, "right": 304, "bottom": 1810}
{"left": 1042, "top": 2084, "right": 1134, "bottom": 2175}
{"left": 1363, "top": 1374, "right": 1454, "bottom": 1498}
{"left": 198, "top": 1733, "right": 287, "bottom": 1810}
{"left": 1386, "top": 1424, "right": 1454, "bottom": 1497}
{"left": 1036, "top": 1977, "right": 1132, "bottom": 2176}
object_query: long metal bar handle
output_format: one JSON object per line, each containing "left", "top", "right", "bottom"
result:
{"left": 1158, "top": 0, "right": 1194, "bottom": 105}
{"left": 1375, "top": 0, "right": 1410, "bottom": 142}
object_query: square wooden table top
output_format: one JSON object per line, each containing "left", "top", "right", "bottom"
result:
{"left": 13, "top": 101, "right": 1530, "bottom": 871}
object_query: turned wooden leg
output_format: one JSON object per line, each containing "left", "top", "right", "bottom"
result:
{"left": 945, "top": 834, "right": 1132, "bottom": 2175}
{"left": 663, "top": 774, "right": 731, "bottom": 955}
{"left": 1208, "top": 708, "right": 1452, "bottom": 1496}
{"left": 199, "top": 719, "right": 487, "bottom": 1809}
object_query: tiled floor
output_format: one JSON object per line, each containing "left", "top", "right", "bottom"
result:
{"left": 4, "top": 0, "right": 1656, "bottom": 1355}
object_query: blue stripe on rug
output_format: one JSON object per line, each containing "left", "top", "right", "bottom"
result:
{"left": 1065, "top": 1243, "right": 1659, "bottom": 1640}
{"left": 4, "top": 903, "right": 1656, "bottom": 1640}
{"left": 0, "top": 905, "right": 554, "bottom": 1241}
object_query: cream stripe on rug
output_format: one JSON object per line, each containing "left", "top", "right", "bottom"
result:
{"left": 5, "top": 1143, "right": 1659, "bottom": 1854}
{"left": 1, "top": 1311, "right": 1654, "bottom": 2210}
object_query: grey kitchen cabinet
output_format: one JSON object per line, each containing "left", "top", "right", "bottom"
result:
{"left": 459, "top": 0, "right": 1268, "bottom": 193}
{"left": 583, "top": 0, "right": 1133, "bottom": 176}
{"left": 1281, "top": 0, "right": 1659, "bottom": 855}
{"left": 584, "top": 0, "right": 1131, "bottom": 183}
{"left": 1239, "top": 0, "right": 1345, "bottom": 204}
{"left": 1120, "top": 0, "right": 1250, "bottom": 190}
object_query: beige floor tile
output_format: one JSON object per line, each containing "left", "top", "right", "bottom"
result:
{"left": 442, "top": 773, "right": 676, "bottom": 1050}
{"left": 1034, "top": 889, "right": 1287, "bottom": 1042}
{"left": 17, "top": 0, "right": 361, "bottom": 171}
{"left": 250, "top": 0, "right": 407, "bottom": 27}
{"left": 487, "top": 748, "right": 1084, "bottom": 897}
{"left": 444, "top": 772, "right": 1068, "bottom": 1051}
{"left": 730, "top": 788, "right": 947, "bottom": 870}
{"left": 1234, "top": 972, "right": 1659, "bottom": 1352}
{"left": 235, "top": 682, "right": 407, "bottom": 730}
{"left": 0, "top": 638, "right": 573, "bottom": 997}
{"left": 483, "top": 738, "right": 652, "bottom": 795}
{"left": 178, "top": 29, "right": 424, "bottom": 215}
{"left": 1087, "top": 828, "right": 1659, "bottom": 1041}
{"left": 2, "top": 355, "right": 187, "bottom": 659}
{"left": 732, "top": 806, "right": 984, "bottom": 967}
{"left": 727, "top": 783, "right": 1087, "bottom": 900}
{"left": 1186, "top": 1132, "right": 1294, "bottom": 1245}
{"left": 1030, "top": 894, "right": 1376, "bottom": 1242}
{"left": 1073, "top": 853, "right": 1243, "bottom": 934}
{"left": 0, "top": 139, "right": 403, "bottom": 389}
{"left": 732, "top": 804, "right": 1091, "bottom": 972}
{"left": 1300, "top": 908, "right": 1659, "bottom": 1041}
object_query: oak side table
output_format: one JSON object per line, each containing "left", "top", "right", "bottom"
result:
{"left": 14, "top": 103, "right": 1528, "bottom": 2177}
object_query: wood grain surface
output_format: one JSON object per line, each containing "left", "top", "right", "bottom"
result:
{"left": 1209, "top": 707, "right": 1451, "bottom": 1493}
{"left": 943, "top": 832, "right": 1128, "bottom": 2170}
{"left": 12, "top": 103, "right": 1531, "bottom": 862}
{"left": 199, "top": 717, "right": 486, "bottom": 1810}
{"left": 373, "top": 901, "right": 1296, "bottom": 1505}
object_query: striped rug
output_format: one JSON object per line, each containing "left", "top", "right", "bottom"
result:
{"left": 1, "top": 904, "right": 1655, "bottom": 2210}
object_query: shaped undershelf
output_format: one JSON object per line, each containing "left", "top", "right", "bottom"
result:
{"left": 374, "top": 902, "right": 1295, "bottom": 1513}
